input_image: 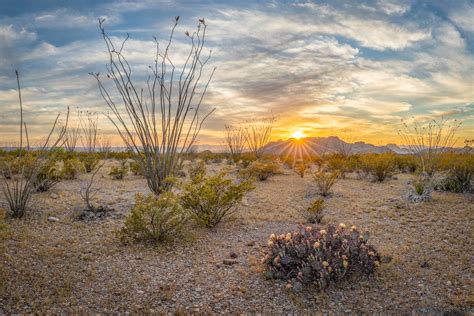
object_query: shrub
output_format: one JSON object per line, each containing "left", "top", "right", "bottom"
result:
{"left": 312, "top": 170, "right": 339, "bottom": 197}
{"left": 109, "top": 165, "right": 128, "bottom": 180}
{"left": 262, "top": 224, "right": 380, "bottom": 289}
{"left": 407, "top": 173, "right": 432, "bottom": 202}
{"left": 298, "top": 198, "right": 324, "bottom": 224}
{"left": 79, "top": 154, "right": 100, "bottom": 173}
{"left": 240, "top": 160, "right": 282, "bottom": 181}
{"left": 129, "top": 161, "right": 143, "bottom": 176}
{"left": 326, "top": 154, "right": 349, "bottom": 178}
{"left": 436, "top": 154, "right": 473, "bottom": 193}
{"left": 239, "top": 152, "right": 257, "bottom": 168}
{"left": 33, "top": 158, "right": 62, "bottom": 192}
{"left": 180, "top": 170, "right": 254, "bottom": 228}
{"left": 119, "top": 192, "right": 187, "bottom": 243}
{"left": 61, "top": 158, "right": 85, "bottom": 180}
{"left": 392, "top": 155, "right": 418, "bottom": 173}
{"left": 294, "top": 163, "right": 307, "bottom": 178}
{"left": 188, "top": 160, "right": 207, "bottom": 184}
{"left": 360, "top": 153, "right": 395, "bottom": 182}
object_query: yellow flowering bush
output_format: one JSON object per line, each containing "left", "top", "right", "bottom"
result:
{"left": 262, "top": 223, "right": 380, "bottom": 289}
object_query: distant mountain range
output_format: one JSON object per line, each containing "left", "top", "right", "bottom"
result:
{"left": 1, "top": 137, "right": 470, "bottom": 154}
{"left": 260, "top": 136, "right": 399, "bottom": 156}
{"left": 260, "top": 136, "right": 470, "bottom": 156}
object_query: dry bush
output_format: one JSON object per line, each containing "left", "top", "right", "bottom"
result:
{"left": 119, "top": 192, "right": 187, "bottom": 243}
{"left": 294, "top": 163, "right": 307, "bottom": 178}
{"left": 91, "top": 17, "right": 215, "bottom": 195}
{"left": 225, "top": 125, "right": 246, "bottom": 163}
{"left": 77, "top": 160, "right": 111, "bottom": 220}
{"left": 244, "top": 118, "right": 274, "bottom": 158}
{"left": 399, "top": 118, "right": 461, "bottom": 176}
{"left": 239, "top": 160, "right": 282, "bottom": 181}
{"left": 79, "top": 111, "right": 99, "bottom": 153}
{"left": 0, "top": 71, "right": 68, "bottom": 218}
{"left": 312, "top": 170, "right": 339, "bottom": 197}
{"left": 180, "top": 170, "right": 254, "bottom": 228}
{"left": 262, "top": 224, "right": 380, "bottom": 289}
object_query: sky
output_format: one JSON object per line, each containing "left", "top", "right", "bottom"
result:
{"left": 0, "top": 0, "right": 473, "bottom": 147}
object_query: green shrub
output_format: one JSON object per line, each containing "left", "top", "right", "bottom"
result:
{"left": 312, "top": 170, "right": 339, "bottom": 197}
{"left": 240, "top": 160, "right": 282, "bottom": 181}
{"left": 408, "top": 172, "right": 432, "bottom": 202}
{"left": 298, "top": 198, "right": 324, "bottom": 224}
{"left": 360, "top": 153, "right": 395, "bottom": 182}
{"left": 436, "top": 153, "right": 473, "bottom": 193}
{"left": 129, "top": 161, "right": 143, "bottom": 176}
{"left": 239, "top": 152, "right": 257, "bottom": 168}
{"left": 119, "top": 192, "right": 187, "bottom": 244}
{"left": 33, "top": 158, "right": 62, "bottom": 192}
{"left": 61, "top": 158, "right": 85, "bottom": 180}
{"left": 79, "top": 154, "right": 100, "bottom": 173}
{"left": 392, "top": 155, "right": 418, "bottom": 173}
{"left": 326, "top": 154, "right": 349, "bottom": 178}
{"left": 262, "top": 224, "right": 380, "bottom": 289}
{"left": 109, "top": 165, "right": 128, "bottom": 180}
{"left": 188, "top": 160, "right": 207, "bottom": 184}
{"left": 180, "top": 170, "right": 254, "bottom": 228}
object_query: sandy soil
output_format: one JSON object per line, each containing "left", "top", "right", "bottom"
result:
{"left": 0, "top": 160, "right": 473, "bottom": 314}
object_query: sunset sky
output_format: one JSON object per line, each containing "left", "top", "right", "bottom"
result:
{"left": 0, "top": 0, "right": 473, "bottom": 147}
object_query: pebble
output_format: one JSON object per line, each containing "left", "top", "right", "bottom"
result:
{"left": 50, "top": 193, "right": 59, "bottom": 199}
{"left": 47, "top": 216, "right": 60, "bottom": 222}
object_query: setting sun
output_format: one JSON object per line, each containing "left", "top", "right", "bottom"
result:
{"left": 290, "top": 130, "right": 305, "bottom": 139}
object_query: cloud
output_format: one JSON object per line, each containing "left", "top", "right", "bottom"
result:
{"left": 450, "top": 4, "right": 474, "bottom": 33}
{"left": 0, "top": 24, "right": 37, "bottom": 44}
{"left": 0, "top": 0, "right": 472, "bottom": 146}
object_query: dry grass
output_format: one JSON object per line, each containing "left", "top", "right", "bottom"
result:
{"left": 0, "top": 160, "right": 472, "bottom": 313}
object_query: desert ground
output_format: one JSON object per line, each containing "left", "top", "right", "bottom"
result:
{"left": 0, "top": 159, "right": 472, "bottom": 314}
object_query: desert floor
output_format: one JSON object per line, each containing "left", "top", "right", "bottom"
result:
{"left": 0, "top": 160, "right": 473, "bottom": 314}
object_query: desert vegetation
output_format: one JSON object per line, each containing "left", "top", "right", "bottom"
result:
{"left": 0, "top": 14, "right": 473, "bottom": 316}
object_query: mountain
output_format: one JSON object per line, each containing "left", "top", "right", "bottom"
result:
{"left": 261, "top": 136, "right": 394, "bottom": 156}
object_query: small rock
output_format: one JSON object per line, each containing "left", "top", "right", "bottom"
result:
{"left": 223, "top": 259, "right": 238, "bottom": 265}
{"left": 50, "top": 193, "right": 59, "bottom": 199}
{"left": 420, "top": 261, "right": 430, "bottom": 268}
{"left": 48, "top": 216, "right": 60, "bottom": 222}
{"left": 246, "top": 241, "right": 256, "bottom": 247}
{"left": 229, "top": 252, "right": 238, "bottom": 259}
{"left": 381, "top": 255, "right": 393, "bottom": 264}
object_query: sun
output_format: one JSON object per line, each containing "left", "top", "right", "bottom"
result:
{"left": 290, "top": 130, "right": 305, "bottom": 139}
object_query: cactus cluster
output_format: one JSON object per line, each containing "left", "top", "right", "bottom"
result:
{"left": 262, "top": 224, "right": 380, "bottom": 289}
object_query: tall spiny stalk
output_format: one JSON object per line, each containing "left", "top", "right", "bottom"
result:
{"left": 91, "top": 16, "right": 215, "bottom": 194}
